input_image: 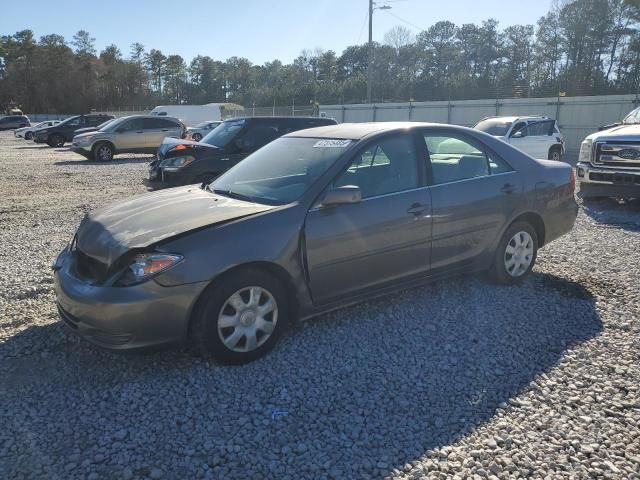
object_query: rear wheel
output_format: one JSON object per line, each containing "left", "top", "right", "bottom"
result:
{"left": 191, "top": 133, "right": 202, "bottom": 142}
{"left": 47, "top": 134, "right": 64, "bottom": 147}
{"left": 190, "top": 268, "right": 289, "bottom": 364}
{"left": 24, "top": 131, "right": 33, "bottom": 140}
{"left": 548, "top": 146, "right": 562, "bottom": 161}
{"left": 490, "top": 221, "right": 538, "bottom": 284}
{"left": 93, "top": 142, "right": 114, "bottom": 162}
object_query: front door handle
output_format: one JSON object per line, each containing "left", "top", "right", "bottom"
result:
{"left": 135, "top": 130, "right": 144, "bottom": 133}
{"left": 406, "top": 203, "right": 429, "bottom": 216}
{"left": 500, "top": 183, "right": 515, "bottom": 194}
{"left": 162, "top": 129, "right": 169, "bottom": 132}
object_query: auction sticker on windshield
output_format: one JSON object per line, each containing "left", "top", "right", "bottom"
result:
{"left": 313, "top": 139, "right": 352, "bottom": 148}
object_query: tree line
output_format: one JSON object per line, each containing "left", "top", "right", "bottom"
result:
{"left": 1, "top": 0, "right": 639, "bottom": 114}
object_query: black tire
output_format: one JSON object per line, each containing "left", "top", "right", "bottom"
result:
{"left": 192, "top": 133, "right": 202, "bottom": 142}
{"left": 190, "top": 268, "right": 290, "bottom": 364}
{"left": 47, "top": 134, "right": 64, "bottom": 147}
{"left": 92, "top": 142, "right": 114, "bottom": 162}
{"left": 548, "top": 146, "right": 562, "bottom": 161}
{"left": 490, "top": 221, "right": 538, "bottom": 285}
{"left": 24, "top": 131, "right": 33, "bottom": 140}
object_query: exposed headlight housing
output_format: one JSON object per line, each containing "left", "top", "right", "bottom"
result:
{"left": 579, "top": 139, "right": 593, "bottom": 163}
{"left": 159, "top": 156, "right": 195, "bottom": 171}
{"left": 116, "top": 253, "right": 183, "bottom": 286}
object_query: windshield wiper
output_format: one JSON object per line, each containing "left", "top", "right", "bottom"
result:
{"left": 211, "top": 188, "right": 255, "bottom": 202}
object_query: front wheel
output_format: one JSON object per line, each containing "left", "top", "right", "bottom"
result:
{"left": 47, "top": 134, "right": 64, "bottom": 147}
{"left": 93, "top": 142, "right": 114, "bottom": 162}
{"left": 490, "top": 222, "right": 538, "bottom": 284}
{"left": 24, "top": 131, "right": 33, "bottom": 140}
{"left": 190, "top": 268, "right": 289, "bottom": 364}
{"left": 191, "top": 133, "right": 202, "bottom": 142}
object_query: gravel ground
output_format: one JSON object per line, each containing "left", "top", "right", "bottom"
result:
{"left": 0, "top": 130, "right": 639, "bottom": 480}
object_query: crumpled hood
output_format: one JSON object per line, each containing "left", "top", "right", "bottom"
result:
{"left": 586, "top": 123, "right": 640, "bottom": 141}
{"left": 76, "top": 186, "right": 275, "bottom": 266}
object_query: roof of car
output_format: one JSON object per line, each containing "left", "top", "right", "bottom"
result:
{"left": 285, "top": 122, "right": 448, "bottom": 140}
{"left": 479, "top": 115, "right": 552, "bottom": 123}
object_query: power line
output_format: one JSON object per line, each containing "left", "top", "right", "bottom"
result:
{"left": 357, "top": 5, "right": 370, "bottom": 44}
{"left": 382, "top": 9, "right": 424, "bottom": 32}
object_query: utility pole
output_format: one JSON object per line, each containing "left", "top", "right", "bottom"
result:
{"left": 366, "top": 1, "right": 390, "bottom": 104}
{"left": 367, "top": 0, "right": 373, "bottom": 104}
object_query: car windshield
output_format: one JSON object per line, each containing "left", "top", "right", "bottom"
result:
{"left": 209, "top": 137, "right": 352, "bottom": 205}
{"left": 101, "top": 117, "right": 131, "bottom": 132}
{"left": 201, "top": 119, "right": 245, "bottom": 147}
{"left": 58, "top": 116, "right": 80, "bottom": 126}
{"left": 474, "top": 119, "right": 513, "bottom": 136}
{"left": 96, "top": 119, "right": 116, "bottom": 131}
{"left": 622, "top": 107, "right": 640, "bottom": 125}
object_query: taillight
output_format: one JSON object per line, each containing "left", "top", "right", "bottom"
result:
{"left": 570, "top": 168, "right": 576, "bottom": 192}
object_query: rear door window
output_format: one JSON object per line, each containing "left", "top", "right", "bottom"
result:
{"left": 423, "top": 132, "right": 491, "bottom": 184}
{"left": 143, "top": 118, "right": 176, "bottom": 129}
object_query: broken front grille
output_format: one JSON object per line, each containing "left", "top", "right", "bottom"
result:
{"left": 74, "top": 249, "right": 109, "bottom": 283}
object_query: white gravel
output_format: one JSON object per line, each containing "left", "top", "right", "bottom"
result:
{"left": 0, "top": 130, "right": 639, "bottom": 479}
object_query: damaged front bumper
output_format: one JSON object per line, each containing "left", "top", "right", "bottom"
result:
{"left": 53, "top": 248, "right": 209, "bottom": 350}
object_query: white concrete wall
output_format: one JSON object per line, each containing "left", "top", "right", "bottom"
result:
{"left": 321, "top": 94, "right": 639, "bottom": 161}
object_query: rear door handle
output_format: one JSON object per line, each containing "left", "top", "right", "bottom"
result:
{"left": 500, "top": 183, "right": 515, "bottom": 194}
{"left": 406, "top": 203, "right": 429, "bottom": 216}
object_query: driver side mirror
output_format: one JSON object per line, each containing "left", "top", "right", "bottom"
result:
{"left": 511, "top": 130, "right": 524, "bottom": 139}
{"left": 322, "top": 186, "right": 362, "bottom": 206}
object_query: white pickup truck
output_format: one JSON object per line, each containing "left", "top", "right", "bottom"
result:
{"left": 577, "top": 106, "right": 640, "bottom": 199}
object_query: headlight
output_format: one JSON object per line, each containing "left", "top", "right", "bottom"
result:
{"left": 116, "top": 253, "right": 183, "bottom": 286}
{"left": 159, "top": 156, "right": 195, "bottom": 170}
{"left": 579, "top": 139, "right": 593, "bottom": 163}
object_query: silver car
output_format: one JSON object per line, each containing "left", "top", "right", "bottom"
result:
{"left": 71, "top": 115, "right": 185, "bottom": 161}
{"left": 187, "top": 121, "right": 221, "bottom": 142}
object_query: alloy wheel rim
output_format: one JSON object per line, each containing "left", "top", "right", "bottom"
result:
{"left": 98, "top": 146, "right": 111, "bottom": 161}
{"left": 504, "top": 231, "right": 534, "bottom": 277}
{"left": 217, "top": 286, "right": 278, "bottom": 353}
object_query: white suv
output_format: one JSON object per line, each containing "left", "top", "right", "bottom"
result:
{"left": 474, "top": 116, "right": 565, "bottom": 161}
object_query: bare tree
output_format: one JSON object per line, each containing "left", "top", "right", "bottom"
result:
{"left": 384, "top": 25, "right": 415, "bottom": 52}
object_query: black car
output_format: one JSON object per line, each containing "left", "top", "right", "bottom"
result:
{"left": 34, "top": 114, "right": 115, "bottom": 147}
{"left": 0, "top": 115, "right": 30, "bottom": 130}
{"left": 149, "top": 116, "right": 338, "bottom": 187}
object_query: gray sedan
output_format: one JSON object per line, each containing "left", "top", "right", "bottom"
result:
{"left": 54, "top": 122, "right": 578, "bottom": 363}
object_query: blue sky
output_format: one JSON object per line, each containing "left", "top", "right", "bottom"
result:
{"left": 1, "top": 0, "right": 553, "bottom": 64}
